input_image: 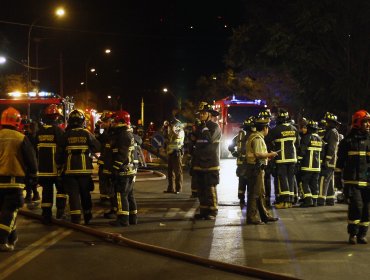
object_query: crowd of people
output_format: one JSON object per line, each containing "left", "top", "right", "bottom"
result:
{"left": 0, "top": 101, "right": 369, "bottom": 252}
{"left": 227, "top": 107, "right": 370, "bottom": 244}
{"left": 0, "top": 105, "right": 140, "bottom": 251}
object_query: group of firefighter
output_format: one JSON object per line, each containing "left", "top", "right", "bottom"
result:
{"left": 0, "top": 104, "right": 140, "bottom": 251}
{"left": 228, "top": 107, "right": 370, "bottom": 244}
{"left": 1, "top": 100, "right": 370, "bottom": 252}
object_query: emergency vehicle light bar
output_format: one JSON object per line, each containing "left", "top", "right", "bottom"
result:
{"left": 227, "top": 99, "right": 266, "bottom": 105}
{"left": 225, "top": 95, "right": 266, "bottom": 106}
{"left": 7, "top": 91, "right": 56, "bottom": 98}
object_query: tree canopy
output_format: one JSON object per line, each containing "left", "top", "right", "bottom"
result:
{"left": 200, "top": 0, "right": 370, "bottom": 124}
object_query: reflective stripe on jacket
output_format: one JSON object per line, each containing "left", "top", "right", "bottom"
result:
{"left": 36, "top": 124, "right": 64, "bottom": 176}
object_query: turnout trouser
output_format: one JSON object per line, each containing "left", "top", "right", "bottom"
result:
{"left": 0, "top": 188, "right": 23, "bottom": 244}
{"left": 276, "top": 163, "right": 296, "bottom": 203}
{"left": 300, "top": 171, "right": 319, "bottom": 206}
{"left": 39, "top": 177, "right": 67, "bottom": 218}
{"left": 113, "top": 175, "right": 137, "bottom": 224}
{"left": 346, "top": 185, "right": 370, "bottom": 238}
{"left": 318, "top": 167, "right": 335, "bottom": 205}
{"left": 194, "top": 171, "right": 219, "bottom": 217}
{"left": 63, "top": 175, "right": 92, "bottom": 223}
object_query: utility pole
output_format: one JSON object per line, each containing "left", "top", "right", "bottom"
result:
{"left": 59, "top": 52, "right": 64, "bottom": 97}
{"left": 141, "top": 97, "right": 145, "bottom": 126}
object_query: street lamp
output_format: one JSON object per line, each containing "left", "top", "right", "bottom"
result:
{"left": 162, "top": 87, "right": 181, "bottom": 111}
{"left": 27, "top": 7, "right": 65, "bottom": 91}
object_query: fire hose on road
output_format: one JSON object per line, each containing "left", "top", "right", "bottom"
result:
{"left": 19, "top": 210, "right": 301, "bottom": 280}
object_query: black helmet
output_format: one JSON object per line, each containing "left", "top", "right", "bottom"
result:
{"left": 241, "top": 116, "right": 255, "bottom": 130}
{"left": 307, "top": 120, "right": 318, "bottom": 130}
{"left": 258, "top": 109, "right": 272, "bottom": 119}
{"left": 319, "top": 119, "right": 327, "bottom": 129}
{"left": 196, "top": 101, "right": 219, "bottom": 117}
{"left": 324, "top": 112, "right": 341, "bottom": 125}
{"left": 255, "top": 110, "right": 271, "bottom": 125}
{"left": 68, "top": 109, "right": 85, "bottom": 126}
{"left": 277, "top": 109, "right": 289, "bottom": 121}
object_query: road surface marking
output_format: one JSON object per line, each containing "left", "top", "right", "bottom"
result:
{"left": 0, "top": 228, "right": 73, "bottom": 280}
{"left": 263, "top": 258, "right": 348, "bottom": 264}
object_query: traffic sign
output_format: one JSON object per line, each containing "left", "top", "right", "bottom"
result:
{"left": 151, "top": 132, "right": 165, "bottom": 149}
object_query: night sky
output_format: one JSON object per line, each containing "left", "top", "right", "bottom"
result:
{"left": 0, "top": 1, "right": 244, "bottom": 121}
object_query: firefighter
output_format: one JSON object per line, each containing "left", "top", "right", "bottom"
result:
{"left": 96, "top": 111, "right": 114, "bottom": 206}
{"left": 265, "top": 109, "right": 300, "bottom": 209}
{"left": 188, "top": 118, "right": 201, "bottom": 198}
{"left": 336, "top": 110, "right": 370, "bottom": 244}
{"left": 297, "top": 120, "right": 323, "bottom": 207}
{"left": 108, "top": 110, "right": 138, "bottom": 227}
{"left": 98, "top": 112, "right": 116, "bottom": 219}
{"left": 192, "top": 102, "right": 221, "bottom": 220}
{"left": 164, "top": 118, "right": 185, "bottom": 194}
{"left": 228, "top": 116, "right": 256, "bottom": 207}
{"left": 334, "top": 133, "right": 345, "bottom": 203}
{"left": 23, "top": 119, "right": 40, "bottom": 204}
{"left": 36, "top": 104, "right": 67, "bottom": 224}
{"left": 295, "top": 117, "right": 308, "bottom": 203}
{"left": 57, "top": 109, "right": 100, "bottom": 224}
{"left": 245, "top": 112, "right": 279, "bottom": 224}
{"left": 318, "top": 112, "right": 341, "bottom": 206}
{"left": 318, "top": 119, "right": 327, "bottom": 139}
{"left": 0, "top": 107, "right": 38, "bottom": 251}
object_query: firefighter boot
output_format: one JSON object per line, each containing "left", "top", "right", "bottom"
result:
{"left": 32, "top": 187, "right": 41, "bottom": 202}
{"left": 56, "top": 209, "right": 66, "bottom": 220}
{"left": 326, "top": 198, "right": 335, "bottom": 206}
{"left": 71, "top": 214, "right": 81, "bottom": 224}
{"left": 84, "top": 211, "right": 92, "bottom": 225}
{"left": 0, "top": 233, "right": 14, "bottom": 252}
{"left": 275, "top": 201, "right": 290, "bottom": 209}
{"left": 348, "top": 235, "right": 357, "bottom": 245}
{"left": 357, "top": 226, "right": 368, "bottom": 244}
{"left": 25, "top": 190, "right": 32, "bottom": 203}
{"left": 300, "top": 197, "right": 313, "bottom": 208}
{"left": 129, "top": 214, "right": 138, "bottom": 225}
{"left": 109, "top": 215, "right": 129, "bottom": 227}
{"left": 8, "top": 230, "right": 18, "bottom": 249}
{"left": 42, "top": 208, "right": 53, "bottom": 225}
{"left": 103, "top": 209, "right": 116, "bottom": 219}
{"left": 0, "top": 243, "right": 14, "bottom": 252}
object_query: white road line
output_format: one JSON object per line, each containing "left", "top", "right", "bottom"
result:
{"left": 0, "top": 228, "right": 73, "bottom": 280}
{"left": 262, "top": 258, "right": 348, "bottom": 264}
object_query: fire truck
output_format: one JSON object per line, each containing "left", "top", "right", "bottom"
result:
{"left": 213, "top": 95, "right": 267, "bottom": 158}
{"left": 0, "top": 91, "right": 75, "bottom": 130}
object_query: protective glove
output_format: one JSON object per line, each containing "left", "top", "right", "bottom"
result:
{"left": 232, "top": 151, "right": 239, "bottom": 158}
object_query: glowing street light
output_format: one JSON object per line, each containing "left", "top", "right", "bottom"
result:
{"left": 162, "top": 87, "right": 181, "bottom": 111}
{"left": 55, "top": 7, "right": 65, "bottom": 17}
{"left": 27, "top": 7, "right": 66, "bottom": 90}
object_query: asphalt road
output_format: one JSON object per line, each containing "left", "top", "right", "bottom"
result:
{"left": 0, "top": 159, "right": 368, "bottom": 280}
